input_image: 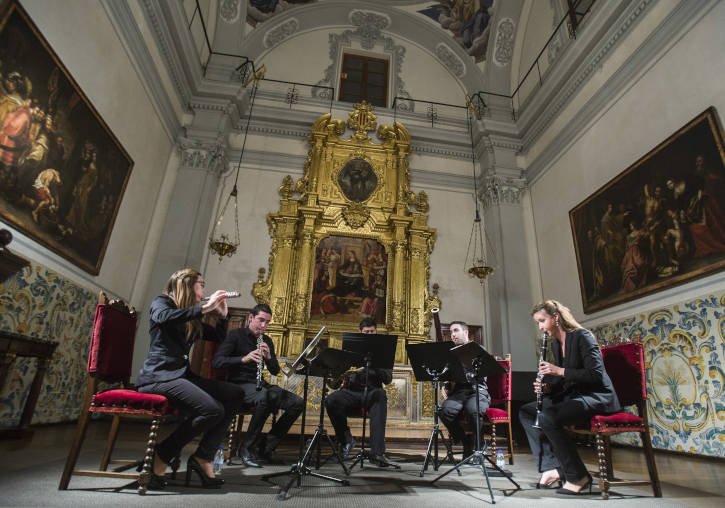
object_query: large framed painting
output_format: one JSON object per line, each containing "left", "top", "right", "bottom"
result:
{"left": 570, "top": 107, "right": 725, "bottom": 313}
{"left": 0, "top": 1, "right": 133, "bottom": 275}
{"left": 311, "top": 235, "right": 388, "bottom": 324}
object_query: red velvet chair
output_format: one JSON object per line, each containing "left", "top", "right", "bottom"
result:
{"left": 482, "top": 354, "right": 514, "bottom": 464}
{"left": 569, "top": 341, "right": 661, "bottom": 500}
{"left": 58, "top": 293, "right": 177, "bottom": 494}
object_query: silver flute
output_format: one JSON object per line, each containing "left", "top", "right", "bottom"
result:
{"left": 532, "top": 332, "right": 549, "bottom": 430}
{"left": 201, "top": 290, "right": 241, "bottom": 302}
{"left": 255, "top": 335, "right": 264, "bottom": 391}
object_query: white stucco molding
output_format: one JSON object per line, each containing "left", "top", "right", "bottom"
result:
{"left": 178, "top": 136, "right": 229, "bottom": 175}
{"left": 492, "top": 17, "right": 515, "bottom": 67}
{"left": 435, "top": 42, "right": 466, "bottom": 78}
{"left": 480, "top": 174, "right": 527, "bottom": 208}
{"left": 263, "top": 18, "right": 300, "bottom": 49}
{"left": 219, "top": 0, "right": 241, "bottom": 24}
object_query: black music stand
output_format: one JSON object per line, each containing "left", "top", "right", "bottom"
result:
{"left": 431, "top": 341, "right": 521, "bottom": 503}
{"left": 261, "top": 347, "right": 360, "bottom": 501}
{"left": 407, "top": 341, "right": 466, "bottom": 477}
{"left": 340, "top": 332, "right": 399, "bottom": 470}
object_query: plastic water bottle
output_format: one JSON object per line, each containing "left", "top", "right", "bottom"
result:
{"left": 213, "top": 445, "right": 224, "bottom": 475}
{"left": 496, "top": 449, "right": 505, "bottom": 469}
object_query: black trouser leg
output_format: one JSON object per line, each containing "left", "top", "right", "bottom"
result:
{"left": 366, "top": 388, "right": 387, "bottom": 456}
{"left": 264, "top": 385, "right": 304, "bottom": 451}
{"left": 325, "top": 388, "right": 362, "bottom": 443}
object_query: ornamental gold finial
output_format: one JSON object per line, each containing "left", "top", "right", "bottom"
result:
{"left": 348, "top": 101, "right": 377, "bottom": 140}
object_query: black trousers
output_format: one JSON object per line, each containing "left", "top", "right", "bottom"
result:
{"left": 438, "top": 389, "right": 490, "bottom": 445}
{"left": 325, "top": 387, "right": 387, "bottom": 456}
{"left": 519, "top": 397, "right": 596, "bottom": 483}
{"left": 239, "top": 382, "right": 304, "bottom": 452}
{"left": 138, "top": 372, "right": 244, "bottom": 462}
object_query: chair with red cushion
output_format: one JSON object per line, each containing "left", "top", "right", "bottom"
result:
{"left": 568, "top": 341, "right": 661, "bottom": 500}
{"left": 58, "top": 293, "right": 178, "bottom": 494}
{"left": 482, "top": 354, "right": 514, "bottom": 464}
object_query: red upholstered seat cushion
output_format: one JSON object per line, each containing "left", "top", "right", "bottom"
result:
{"left": 90, "top": 389, "right": 176, "bottom": 416}
{"left": 485, "top": 407, "right": 509, "bottom": 422}
{"left": 570, "top": 412, "right": 644, "bottom": 433}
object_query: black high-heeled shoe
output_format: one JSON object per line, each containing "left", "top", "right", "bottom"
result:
{"left": 556, "top": 475, "right": 593, "bottom": 495}
{"left": 185, "top": 456, "right": 225, "bottom": 488}
{"left": 529, "top": 478, "right": 562, "bottom": 489}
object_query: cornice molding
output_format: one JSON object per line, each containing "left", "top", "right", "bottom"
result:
{"left": 526, "top": 0, "right": 714, "bottom": 183}
{"left": 518, "top": 0, "right": 653, "bottom": 151}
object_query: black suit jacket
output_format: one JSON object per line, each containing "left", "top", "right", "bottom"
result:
{"left": 136, "top": 294, "right": 228, "bottom": 386}
{"left": 212, "top": 327, "right": 281, "bottom": 385}
{"left": 545, "top": 328, "right": 620, "bottom": 414}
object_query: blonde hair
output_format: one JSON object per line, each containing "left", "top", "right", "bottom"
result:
{"left": 164, "top": 268, "right": 203, "bottom": 342}
{"left": 531, "top": 300, "right": 582, "bottom": 332}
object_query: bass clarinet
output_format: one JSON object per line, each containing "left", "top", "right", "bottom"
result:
{"left": 532, "top": 332, "right": 549, "bottom": 429}
{"left": 255, "top": 335, "right": 264, "bottom": 391}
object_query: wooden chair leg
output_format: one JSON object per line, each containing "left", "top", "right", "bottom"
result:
{"left": 506, "top": 419, "right": 515, "bottom": 464}
{"left": 641, "top": 429, "right": 662, "bottom": 497}
{"left": 100, "top": 415, "right": 120, "bottom": 470}
{"left": 490, "top": 422, "right": 498, "bottom": 452}
{"left": 58, "top": 382, "right": 96, "bottom": 490}
{"left": 595, "top": 432, "right": 610, "bottom": 500}
{"left": 138, "top": 418, "right": 160, "bottom": 495}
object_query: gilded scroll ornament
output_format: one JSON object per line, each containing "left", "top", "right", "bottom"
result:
{"left": 341, "top": 202, "right": 371, "bottom": 228}
{"left": 279, "top": 175, "right": 295, "bottom": 198}
{"left": 347, "top": 100, "right": 377, "bottom": 141}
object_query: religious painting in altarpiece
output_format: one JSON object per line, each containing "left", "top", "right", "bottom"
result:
{"left": 252, "top": 101, "right": 440, "bottom": 367}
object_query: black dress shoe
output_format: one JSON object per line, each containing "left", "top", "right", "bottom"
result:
{"left": 146, "top": 473, "right": 168, "bottom": 490}
{"left": 239, "top": 447, "right": 262, "bottom": 468}
{"left": 341, "top": 439, "right": 356, "bottom": 460}
{"left": 185, "top": 456, "right": 225, "bottom": 488}
{"left": 259, "top": 448, "right": 285, "bottom": 465}
{"left": 369, "top": 454, "right": 398, "bottom": 468}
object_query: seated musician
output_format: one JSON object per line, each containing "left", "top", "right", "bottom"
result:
{"left": 212, "top": 303, "right": 304, "bottom": 467}
{"left": 325, "top": 318, "right": 394, "bottom": 467}
{"left": 438, "top": 321, "right": 490, "bottom": 458}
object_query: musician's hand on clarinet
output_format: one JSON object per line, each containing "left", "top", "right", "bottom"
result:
{"left": 258, "top": 341, "right": 271, "bottom": 360}
{"left": 533, "top": 378, "right": 550, "bottom": 394}
{"left": 243, "top": 349, "right": 263, "bottom": 364}
{"left": 538, "top": 361, "right": 564, "bottom": 378}
{"left": 440, "top": 386, "right": 448, "bottom": 401}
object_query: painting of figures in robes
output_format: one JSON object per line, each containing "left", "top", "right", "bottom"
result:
{"left": 570, "top": 107, "right": 725, "bottom": 313}
{"left": 0, "top": 2, "right": 133, "bottom": 275}
{"left": 311, "top": 235, "right": 387, "bottom": 324}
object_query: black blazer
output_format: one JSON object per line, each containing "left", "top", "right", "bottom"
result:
{"left": 545, "top": 328, "right": 620, "bottom": 414}
{"left": 136, "top": 294, "right": 228, "bottom": 386}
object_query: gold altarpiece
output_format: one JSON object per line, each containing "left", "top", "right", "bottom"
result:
{"left": 251, "top": 102, "right": 442, "bottom": 435}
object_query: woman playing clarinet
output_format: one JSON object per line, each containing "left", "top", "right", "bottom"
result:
{"left": 519, "top": 300, "right": 620, "bottom": 495}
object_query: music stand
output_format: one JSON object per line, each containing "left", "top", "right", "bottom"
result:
{"left": 261, "top": 346, "right": 361, "bottom": 500}
{"left": 431, "top": 341, "right": 520, "bottom": 502}
{"left": 406, "top": 341, "right": 466, "bottom": 477}
{"left": 340, "top": 332, "right": 399, "bottom": 469}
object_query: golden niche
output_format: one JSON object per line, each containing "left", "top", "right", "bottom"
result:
{"left": 253, "top": 102, "right": 438, "bottom": 366}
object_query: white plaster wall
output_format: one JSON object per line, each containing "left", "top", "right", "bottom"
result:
{"left": 527, "top": 1, "right": 725, "bottom": 326}
{"left": 514, "top": 0, "right": 555, "bottom": 102}
{"left": 257, "top": 30, "right": 332, "bottom": 85}
{"left": 3, "top": 1, "right": 174, "bottom": 306}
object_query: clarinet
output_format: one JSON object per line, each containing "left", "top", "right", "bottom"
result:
{"left": 532, "top": 332, "right": 549, "bottom": 429}
{"left": 255, "top": 335, "right": 264, "bottom": 391}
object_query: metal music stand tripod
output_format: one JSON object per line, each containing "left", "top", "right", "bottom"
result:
{"left": 406, "top": 341, "right": 465, "bottom": 477}
{"left": 431, "top": 341, "right": 520, "bottom": 503}
{"left": 261, "top": 347, "right": 359, "bottom": 500}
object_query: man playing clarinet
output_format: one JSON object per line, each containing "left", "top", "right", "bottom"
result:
{"left": 213, "top": 303, "right": 303, "bottom": 467}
